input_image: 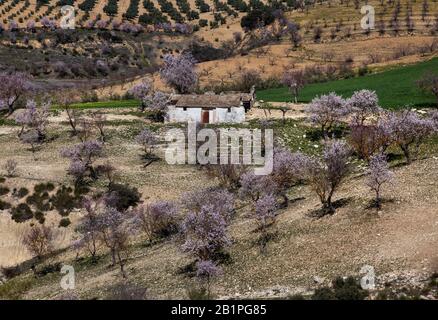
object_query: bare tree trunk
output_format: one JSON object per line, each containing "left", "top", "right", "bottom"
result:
{"left": 8, "top": 104, "right": 15, "bottom": 116}
{"left": 401, "top": 145, "right": 411, "bottom": 164}
{"left": 375, "top": 189, "right": 381, "bottom": 209}
{"left": 117, "top": 251, "right": 126, "bottom": 279}
{"left": 323, "top": 193, "right": 335, "bottom": 215}
{"left": 281, "top": 193, "right": 289, "bottom": 208}
{"left": 18, "top": 126, "right": 25, "bottom": 137}
{"left": 99, "top": 128, "right": 105, "bottom": 142}
{"left": 67, "top": 117, "right": 78, "bottom": 136}
{"left": 110, "top": 248, "right": 116, "bottom": 266}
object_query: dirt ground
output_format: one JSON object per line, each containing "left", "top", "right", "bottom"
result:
{"left": 18, "top": 153, "right": 438, "bottom": 300}
{"left": 0, "top": 106, "right": 436, "bottom": 299}
{"left": 0, "top": 110, "right": 213, "bottom": 267}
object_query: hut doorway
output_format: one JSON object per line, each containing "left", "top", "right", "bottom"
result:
{"left": 201, "top": 110, "right": 210, "bottom": 124}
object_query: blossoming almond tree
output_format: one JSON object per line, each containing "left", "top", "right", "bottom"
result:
{"left": 270, "top": 147, "right": 309, "bottom": 207}
{"left": 61, "top": 140, "right": 104, "bottom": 183}
{"left": 239, "top": 172, "right": 276, "bottom": 202}
{"left": 96, "top": 206, "right": 136, "bottom": 278}
{"left": 195, "top": 260, "right": 222, "bottom": 299}
{"left": 20, "top": 130, "right": 41, "bottom": 160}
{"left": 383, "top": 110, "right": 435, "bottom": 164}
{"left": 366, "top": 154, "right": 394, "bottom": 209}
{"left": 0, "top": 72, "right": 32, "bottom": 116}
{"left": 129, "top": 79, "right": 152, "bottom": 111}
{"left": 181, "top": 188, "right": 235, "bottom": 223}
{"left": 15, "top": 100, "right": 50, "bottom": 140}
{"left": 306, "top": 92, "right": 347, "bottom": 137}
{"left": 134, "top": 200, "right": 179, "bottom": 242}
{"left": 345, "top": 90, "right": 382, "bottom": 126}
{"left": 300, "top": 140, "right": 351, "bottom": 215}
{"left": 57, "top": 91, "right": 82, "bottom": 136}
{"left": 417, "top": 72, "right": 438, "bottom": 105}
{"left": 160, "top": 53, "right": 198, "bottom": 94}
{"left": 75, "top": 196, "right": 103, "bottom": 261}
{"left": 253, "top": 193, "right": 278, "bottom": 251}
{"left": 181, "top": 204, "right": 231, "bottom": 262}
{"left": 135, "top": 128, "right": 158, "bottom": 165}
{"left": 282, "top": 69, "right": 306, "bottom": 103}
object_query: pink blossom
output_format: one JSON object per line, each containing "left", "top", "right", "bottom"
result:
{"left": 345, "top": 90, "right": 382, "bottom": 125}
{"left": 366, "top": 153, "right": 394, "bottom": 208}
{"left": 160, "top": 53, "right": 198, "bottom": 93}
{"left": 306, "top": 92, "right": 347, "bottom": 135}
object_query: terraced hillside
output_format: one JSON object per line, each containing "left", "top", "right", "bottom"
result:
{"left": 0, "top": 0, "right": 435, "bottom": 38}
{"left": 0, "top": 0, "right": 255, "bottom": 29}
{"left": 1, "top": 0, "right": 438, "bottom": 304}
{"left": 0, "top": 1, "right": 436, "bottom": 96}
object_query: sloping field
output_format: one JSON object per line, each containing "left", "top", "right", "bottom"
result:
{"left": 257, "top": 57, "right": 438, "bottom": 108}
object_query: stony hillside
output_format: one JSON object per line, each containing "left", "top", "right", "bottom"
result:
{"left": 0, "top": 108, "right": 437, "bottom": 299}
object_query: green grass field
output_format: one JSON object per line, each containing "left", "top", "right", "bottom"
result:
{"left": 49, "top": 58, "right": 437, "bottom": 111}
{"left": 257, "top": 58, "right": 438, "bottom": 109}
{"left": 53, "top": 99, "right": 140, "bottom": 110}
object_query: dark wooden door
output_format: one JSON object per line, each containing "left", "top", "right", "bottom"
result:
{"left": 201, "top": 110, "right": 209, "bottom": 124}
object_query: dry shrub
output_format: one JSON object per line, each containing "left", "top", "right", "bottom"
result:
{"left": 204, "top": 164, "right": 246, "bottom": 191}
{"left": 135, "top": 201, "right": 179, "bottom": 242}
{"left": 348, "top": 125, "right": 391, "bottom": 161}
{"left": 22, "top": 225, "right": 54, "bottom": 259}
{"left": 4, "top": 159, "right": 17, "bottom": 177}
{"left": 107, "top": 282, "right": 148, "bottom": 300}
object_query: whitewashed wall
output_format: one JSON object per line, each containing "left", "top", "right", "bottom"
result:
{"left": 167, "top": 106, "right": 245, "bottom": 124}
{"left": 215, "top": 107, "right": 245, "bottom": 123}
{"left": 167, "top": 106, "right": 202, "bottom": 122}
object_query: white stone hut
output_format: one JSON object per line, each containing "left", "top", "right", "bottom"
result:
{"left": 166, "top": 88, "right": 255, "bottom": 124}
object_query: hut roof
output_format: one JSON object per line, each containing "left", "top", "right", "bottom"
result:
{"left": 172, "top": 92, "right": 253, "bottom": 108}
